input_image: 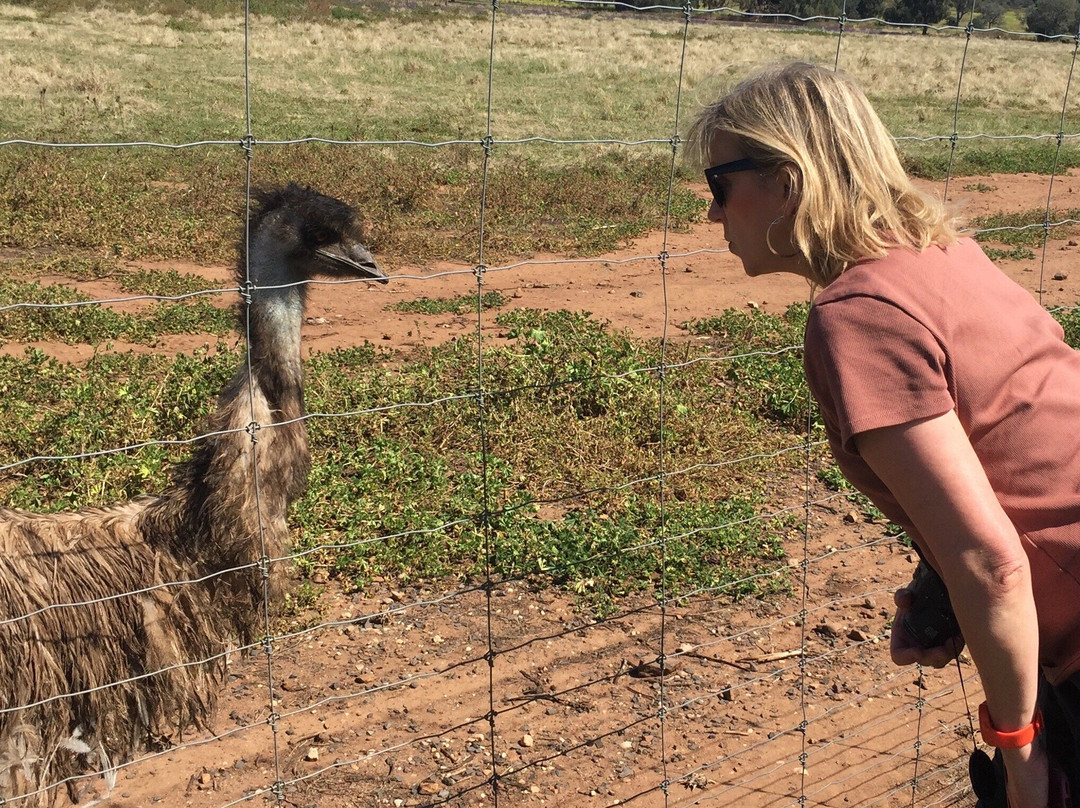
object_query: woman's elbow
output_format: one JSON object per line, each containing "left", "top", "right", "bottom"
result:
{"left": 967, "top": 547, "right": 1031, "bottom": 602}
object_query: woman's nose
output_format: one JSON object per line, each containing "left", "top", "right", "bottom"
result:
{"left": 707, "top": 199, "right": 724, "bottom": 223}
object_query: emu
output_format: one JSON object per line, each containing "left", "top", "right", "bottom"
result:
{"left": 0, "top": 184, "right": 386, "bottom": 801}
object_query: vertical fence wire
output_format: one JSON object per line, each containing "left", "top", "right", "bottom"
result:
{"left": 663, "top": 14, "right": 697, "bottom": 803}
{"left": 833, "top": 0, "right": 848, "bottom": 70}
{"left": 942, "top": 0, "right": 979, "bottom": 203}
{"left": 911, "top": 665, "right": 926, "bottom": 807}
{"left": 239, "top": 0, "right": 287, "bottom": 802}
{"left": 655, "top": 4, "right": 700, "bottom": 804}
{"left": 1039, "top": 26, "right": 1080, "bottom": 307}
{"left": 478, "top": 1, "right": 503, "bottom": 804}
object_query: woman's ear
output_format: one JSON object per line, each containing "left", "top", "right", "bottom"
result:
{"left": 781, "top": 164, "right": 802, "bottom": 216}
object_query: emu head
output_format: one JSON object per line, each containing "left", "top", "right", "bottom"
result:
{"left": 244, "top": 184, "right": 387, "bottom": 287}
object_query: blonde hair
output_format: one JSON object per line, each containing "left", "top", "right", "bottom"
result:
{"left": 685, "top": 62, "right": 957, "bottom": 286}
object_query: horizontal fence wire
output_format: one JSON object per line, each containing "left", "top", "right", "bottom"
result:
{"left": 1, "top": 2, "right": 1076, "bottom": 807}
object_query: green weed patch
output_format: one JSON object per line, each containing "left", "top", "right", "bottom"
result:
{"left": 982, "top": 246, "right": 1036, "bottom": 261}
{"left": 0, "top": 279, "right": 233, "bottom": 345}
{"left": 683, "top": 304, "right": 814, "bottom": 431}
{"left": 972, "top": 208, "right": 1080, "bottom": 246}
{"left": 387, "top": 291, "right": 506, "bottom": 316}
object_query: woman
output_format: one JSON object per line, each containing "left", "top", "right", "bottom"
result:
{"left": 685, "top": 61, "right": 1080, "bottom": 808}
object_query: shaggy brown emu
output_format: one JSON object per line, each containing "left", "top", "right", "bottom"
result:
{"left": 0, "top": 185, "right": 386, "bottom": 801}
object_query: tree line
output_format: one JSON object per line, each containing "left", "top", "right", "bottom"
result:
{"left": 683, "top": 0, "right": 1080, "bottom": 38}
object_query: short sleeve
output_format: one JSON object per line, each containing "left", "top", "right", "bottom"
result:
{"left": 804, "top": 295, "right": 955, "bottom": 453}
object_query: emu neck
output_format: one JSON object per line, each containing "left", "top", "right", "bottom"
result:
{"left": 242, "top": 232, "right": 307, "bottom": 413}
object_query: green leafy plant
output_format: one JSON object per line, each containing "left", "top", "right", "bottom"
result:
{"left": 1054, "top": 306, "right": 1080, "bottom": 349}
{"left": 683, "top": 304, "right": 816, "bottom": 431}
{"left": 982, "top": 246, "right": 1036, "bottom": 261}
{"left": 387, "top": 291, "right": 506, "bottom": 316}
{"left": 0, "top": 280, "right": 233, "bottom": 345}
{"left": 972, "top": 209, "right": 1080, "bottom": 247}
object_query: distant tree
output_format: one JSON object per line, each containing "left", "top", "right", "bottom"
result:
{"left": 740, "top": 0, "right": 784, "bottom": 14}
{"left": 741, "top": 0, "right": 843, "bottom": 16}
{"left": 973, "top": 0, "right": 1007, "bottom": 26}
{"left": 783, "top": 0, "right": 843, "bottom": 16}
{"left": 1025, "top": 0, "right": 1078, "bottom": 36}
{"left": 884, "top": 0, "right": 950, "bottom": 30}
{"left": 853, "top": 0, "right": 888, "bottom": 16}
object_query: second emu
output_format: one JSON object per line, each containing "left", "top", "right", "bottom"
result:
{"left": 0, "top": 184, "right": 386, "bottom": 801}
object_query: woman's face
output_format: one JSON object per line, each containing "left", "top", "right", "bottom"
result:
{"left": 705, "top": 133, "right": 809, "bottom": 280}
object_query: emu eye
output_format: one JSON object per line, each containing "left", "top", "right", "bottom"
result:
{"left": 311, "top": 229, "right": 332, "bottom": 246}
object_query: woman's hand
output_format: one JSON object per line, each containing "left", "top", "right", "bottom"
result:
{"left": 1003, "top": 742, "right": 1050, "bottom": 808}
{"left": 890, "top": 587, "right": 965, "bottom": 668}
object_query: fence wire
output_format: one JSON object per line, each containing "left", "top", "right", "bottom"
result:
{"left": 2, "top": 2, "right": 1079, "bottom": 807}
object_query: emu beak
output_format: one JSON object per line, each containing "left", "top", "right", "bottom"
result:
{"left": 315, "top": 241, "right": 389, "bottom": 284}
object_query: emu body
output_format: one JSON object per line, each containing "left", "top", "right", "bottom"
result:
{"left": 0, "top": 185, "right": 385, "bottom": 801}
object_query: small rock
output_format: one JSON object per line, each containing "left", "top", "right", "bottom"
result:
{"left": 305, "top": 747, "right": 319, "bottom": 762}
{"left": 521, "top": 734, "right": 534, "bottom": 748}
{"left": 418, "top": 780, "right": 442, "bottom": 795}
{"left": 747, "top": 301, "right": 759, "bottom": 309}
{"left": 630, "top": 291, "right": 644, "bottom": 298}
{"left": 813, "top": 622, "right": 844, "bottom": 639}
{"left": 1053, "top": 271, "right": 1069, "bottom": 280}
{"left": 848, "top": 628, "right": 868, "bottom": 642}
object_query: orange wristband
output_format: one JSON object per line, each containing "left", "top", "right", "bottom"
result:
{"left": 978, "top": 702, "right": 1043, "bottom": 748}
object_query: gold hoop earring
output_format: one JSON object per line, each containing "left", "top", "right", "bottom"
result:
{"left": 766, "top": 215, "right": 800, "bottom": 259}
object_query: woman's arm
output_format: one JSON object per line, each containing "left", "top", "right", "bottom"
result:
{"left": 854, "top": 410, "right": 1047, "bottom": 808}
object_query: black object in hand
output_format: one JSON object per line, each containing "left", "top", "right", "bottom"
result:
{"left": 900, "top": 561, "right": 962, "bottom": 649}
{"left": 970, "top": 749, "right": 1004, "bottom": 808}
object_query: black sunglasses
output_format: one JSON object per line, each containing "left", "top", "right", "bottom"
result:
{"left": 704, "top": 158, "right": 758, "bottom": 208}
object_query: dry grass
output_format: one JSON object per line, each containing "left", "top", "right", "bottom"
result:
{"left": 2, "top": 2, "right": 1077, "bottom": 145}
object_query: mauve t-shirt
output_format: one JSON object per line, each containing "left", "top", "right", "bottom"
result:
{"left": 803, "top": 237, "right": 1080, "bottom": 683}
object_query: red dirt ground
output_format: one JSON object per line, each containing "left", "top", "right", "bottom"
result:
{"left": 9, "top": 174, "right": 1080, "bottom": 808}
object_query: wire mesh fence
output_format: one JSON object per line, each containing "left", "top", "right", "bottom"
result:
{"left": 2, "top": 1, "right": 1080, "bottom": 806}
